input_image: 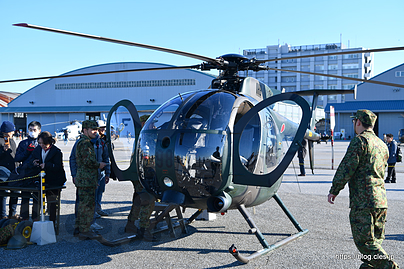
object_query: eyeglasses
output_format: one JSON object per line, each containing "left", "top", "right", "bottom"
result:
{"left": 352, "top": 119, "right": 357, "bottom": 124}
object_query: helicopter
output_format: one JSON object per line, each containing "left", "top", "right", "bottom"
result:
{"left": 54, "top": 120, "right": 82, "bottom": 141}
{"left": 2, "top": 23, "right": 404, "bottom": 264}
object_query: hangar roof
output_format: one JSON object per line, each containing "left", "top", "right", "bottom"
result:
{"left": 0, "top": 105, "right": 159, "bottom": 113}
{"left": 325, "top": 100, "right": 404, "bottom": 113}
{"left": 0, "top": 91, "right": 20, "bottom": 107}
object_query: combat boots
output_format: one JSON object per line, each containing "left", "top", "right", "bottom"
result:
{"left": 138, "top": 227, "right": 157, "bottom": 242}
{"left": 79, "top": 231, "right": 101, "bottom": 240}
{"left": 124, "top": 221, "right": 138, "bottom": 234}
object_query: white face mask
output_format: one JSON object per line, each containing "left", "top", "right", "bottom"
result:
{"left": 29, "top": 131, "right": 39, "bottom": 139}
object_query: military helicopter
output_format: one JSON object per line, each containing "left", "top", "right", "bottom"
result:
{"left": 2, "top": 23, "right": 404, "bottom": 264}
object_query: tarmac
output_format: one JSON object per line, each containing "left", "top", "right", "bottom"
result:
{"left": 0, "top": 140, "right": 402, "bottom": 268}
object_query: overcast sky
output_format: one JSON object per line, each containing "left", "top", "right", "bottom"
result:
{"left": 1, "top": 0, "right": 403, "bottom": 93}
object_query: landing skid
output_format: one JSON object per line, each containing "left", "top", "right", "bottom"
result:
{"left": 95, "top": 205, "right": 204, "bottom": 247}
{"left": 96, "top": 234, "right": 137, "bottom": 247}
{"left": 229, "top": 193, "right": 308, "bottom": 264}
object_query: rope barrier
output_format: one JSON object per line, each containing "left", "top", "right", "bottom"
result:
{"left": 0, "top": 173, "right": 40, "bottom": 184}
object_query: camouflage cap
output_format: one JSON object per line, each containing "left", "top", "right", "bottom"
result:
{"left": 82, "top": 120, "right": 99, "bottom": 129}
{"left": 350, "top": 109, "right": 377, "bottom": 126}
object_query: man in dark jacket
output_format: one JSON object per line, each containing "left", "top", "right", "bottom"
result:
{"left": 0, "top": 121, "right": 18, "bottom": 218}
{"left": 15, "top": 121, "right": 41, "bottom": 165}
{"left": 15, "top": 121, "right": 41, "bottom": 220}
{"left": 385, "top": 133, "right": 397, "bottom": 183}
{"left": 297, "top": 139, "right": 307, "bottom": 176}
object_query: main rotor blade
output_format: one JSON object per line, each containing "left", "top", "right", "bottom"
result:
{"left": 0, "top": 65, "right": 200, "bottom": 84}
{"left": 13, "top": 23, "right": 219, "bottom": 64}
{"left": 268, "top": 67, "right": 404, "bottom": 88}
{"left": 257, "top": 46, "right": 404, "bottom": 63}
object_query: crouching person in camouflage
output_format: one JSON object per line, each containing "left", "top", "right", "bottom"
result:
{"left": 328, "top": 110, "right": 399, "bottom": 269}
{"left": 0, "top": 224, "right": 14, "bottom": 245}
{"left": 125, "top": 180, "right": 157, "bottom": 241}
{"left": 75, "top": 120, "right": 107, "bottom": 240}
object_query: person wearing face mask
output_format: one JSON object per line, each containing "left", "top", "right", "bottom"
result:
{"left": 15, "top": 121, "right": 41, "bottom": 166}
{"left": 15, "top": 121, "right": 42, "bottom": 221}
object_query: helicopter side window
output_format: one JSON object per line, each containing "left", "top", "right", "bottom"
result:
{"left": 143, "top": 92, "right": 193, "bottom": 130}
{"left": 239, "top": 111, "right": 261, "bottom": 173}
{"left": 179, "top": 91, "right": 236, "bottom": 130}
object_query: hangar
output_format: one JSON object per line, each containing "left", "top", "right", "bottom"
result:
{"left": 325, "top": 63, "right": 404, "bottom": 139}
{"left": 0, "top": 62, "right": 215, "bottom": 133}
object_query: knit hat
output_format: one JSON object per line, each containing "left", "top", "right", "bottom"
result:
{"left": 350, "top": 109, "right": 377, "bottom": 126}
{"left": 0, "top": 121, "right": 16, "bottom": 133}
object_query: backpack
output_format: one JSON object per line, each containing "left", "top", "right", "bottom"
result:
{"left": 397, "top": 146, "right": 402, "bottom": 163}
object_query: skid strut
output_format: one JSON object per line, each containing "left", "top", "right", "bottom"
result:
{"left": 229, "top": 193, "right": 308, "bottom": 264}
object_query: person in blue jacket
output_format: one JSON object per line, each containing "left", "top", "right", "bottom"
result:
{"left": 385, "top": 133, "right": 397, "bottom": 183}
{"left": 15, "top": 121, "right": 41, "bottom": 220}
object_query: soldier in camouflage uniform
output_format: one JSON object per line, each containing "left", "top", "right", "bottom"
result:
{"left": 125, "top": 180, "right": 157, "bottom": 241}
{"left": 328, "top": 109, "right": 399, "bottom": 269}
{"left": 0, "top": 224, "right": 14, "bottom": 245}
{"left": 74, "top": 120, "right": 107, "bottom": 240}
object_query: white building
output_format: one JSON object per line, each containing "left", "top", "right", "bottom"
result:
{"left": 0, "top": 62, "right": 215, "bottom": 133}
{"left": 241, "top": 43, "right": 373, "bottom": 108}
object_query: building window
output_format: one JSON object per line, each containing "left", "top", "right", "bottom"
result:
{"left": 343, "top": 54, "right": 359, "bottom": 59}
{"left": 342, "top": 63, "right": 359, "bottom": 69}
{"left": 328, "top": 64, "right": 338, "bottom": 70}
{"left": 343, "top": 84, "right": 355, "bottom": 89}
{"left": 395, "top": 71, "right": 404, "bottom": 77}
{"left": 344, "top": 73, "right": 359, "bottom": 78}
{"left": 281, "top": 77, "right": 296, "bottom": 83}
{"left": 55, "top": 79, "right": 196, "bottom": 90}
{"left": 283, "top": 86, "right": 296, "bottom": 92}
{"left": 327, "top": 95, "right": 337, "bottom": 101}
{"left": 328, "top": 55, "right": 337, "bottom": 60}
{"left": 315, "top": 65, "right": 324, "bottom": 71}
{"left": 301, "top": 65, "right": 310, "bottom": 71}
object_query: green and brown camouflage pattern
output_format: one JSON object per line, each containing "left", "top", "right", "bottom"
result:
{"left": 350, "top": 208, "right": 399, "bottom": 268}
{"left": 128, "top": 180, "right": 155, "bottom": 229}
{"left": 0, "top": 224, "right": 13, "bottom": 245}
{"left": 75, "top": 134, "right": 100, "bottom": 188}
{"left": 350, "top": 109, "right": 377, "bottom": 127}
{"left": 75, "top": 187, "right": 96, "bottom": 233}
{"left": 329, "top": 129, "right": 388, "bottom": 209}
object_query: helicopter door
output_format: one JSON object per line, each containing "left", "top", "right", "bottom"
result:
{"left": 232, "top": 93, "right": 311, "bottom": 188}
{"left": 107, "top": 99, "right": 141, "bottom": 181}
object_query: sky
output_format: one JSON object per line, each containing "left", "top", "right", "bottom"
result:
{"left": 0, "top": 0, "right": 403, "bottom": 93}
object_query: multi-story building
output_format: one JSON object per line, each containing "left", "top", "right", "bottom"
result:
{"left": 241, "top": 43, "right": 373, "bottom": 108}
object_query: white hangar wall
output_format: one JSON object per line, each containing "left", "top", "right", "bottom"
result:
{"left": 1, "top": 62, "right": 215, "bottom": 134}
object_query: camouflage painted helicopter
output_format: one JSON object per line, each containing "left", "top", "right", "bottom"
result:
{"left": 3, "top": 23, "right": 404, "bottom": 264}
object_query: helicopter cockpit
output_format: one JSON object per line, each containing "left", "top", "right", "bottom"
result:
{"left": 138, "top": 90, "right": 236, "bottom": 199}
{"left": 107, "top": 87, "right": 305, "bottom": 209}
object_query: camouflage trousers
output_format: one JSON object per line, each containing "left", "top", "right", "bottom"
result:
{"left": 128, "top": 180, "right": 155, "bottom": 229}
{"left": 75, "top": 187, "right": 96, "bottom": 233}
{"left": 0, "top": 224, "right": 13, "bottom": 245}
{"left": 349, "top": 208, "right": 399, "bottom": 269}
